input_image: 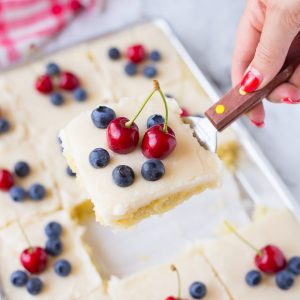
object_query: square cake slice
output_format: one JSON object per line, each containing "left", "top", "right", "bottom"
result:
{"left": 202, "top": 209, "right": 300, "bottom": 300}
{"left": 59, "top": 95, "right": 221, "bottom": 228}
{"left": 108, "top": 246, "right": 230, "bottom": 300}
{"left": 0, "top": 210, "right": 108, "bottom": 299}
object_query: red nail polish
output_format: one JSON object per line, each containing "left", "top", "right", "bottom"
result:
{"left": 240, "top": 68, "right": 262, "bottom": 93}
{"left": 282, "top": 97, "right": 300, "bottom": 104}
{"left": 250, "top": 119, "right": 265, "bottom": 128}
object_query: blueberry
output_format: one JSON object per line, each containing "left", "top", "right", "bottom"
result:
{"left": 73, "top": 87, "right": 87, "bottom": 102}
{"left": 45, "top": 238, "right": 63, "bottom": 256}
{"left": 14, "top": 161, "right": 30, "bottom": 177}
{"left": 275, "top": 270, "right": 295, "bottom": 290}
{"left": 10, "top": 270, "right": 28, "bottom": 287}
{"left": 245, "top": 270, "right": 262, "bottom": 286}
{"left": 50, "top": 92, "right": 64, "bottom": 106}
{"left": 91, "top": 106, "right": 116, "bottom": 129}
{"left": 149, "top": 50, "right": 161, "bottom": 62}
{"left": 189, "top": 281, "right": 207, "bottom": 299}
{"left": 54, "top": 259, "right": 72, "bottom": 277}
{"left": 9, "top": 186, "right": 27, "bottom": 202}
{"left": 28, "top": 183, "right": 46, "bottom": 200}
{"left": 45, "top": 221, "right": 62, "bottom": 238}
{"left": 0, "top": 118, "right": 10, "bottom": 134}
{"left": 112, "top": 165, "right": 135, "bottom": 187}
{"left": 147, "top": 114, "right": 165, "bottom": 128}
{"left": 108, "top": 47, "right": 121, "bottom": 60}
{"left": 89, "top": 148, "right": 110, "bottom": 169}
{"left": 143, "top": 65, "right": 157, "bottom": 78}
{"left": 66, "top": 166, "right": 76, "bottom": 177}
{"left": 26, "top": 277, "right": 43, "bottom": 295}
{"left": 141, "top": 159, "right": 165, "bottom": 181}
{"left": 124, "top": 62, "right": 137, "bottom": 76}
{"left": 288, "top": 256, "right": 300, "bottom": 275}
{"left": 46, "top": 62, "right": 60, "bottom": 76}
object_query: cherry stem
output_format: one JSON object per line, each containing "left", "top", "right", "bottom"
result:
{"left": 125, "top": 80, "right": 169, "bottom": 133}
{"left": 170, "top": 265, "right": 181, "bottom": 300}
{"left": 16, "top": 218, "right": 32, "bottom": 250}
{"left": 223, "top": 221, "right": 262, "bottom": 256}
{"left": 125, "top": 89, "right": 156, "bottom": 128}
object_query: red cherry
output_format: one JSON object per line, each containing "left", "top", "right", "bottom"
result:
{"left": 35, "top": 74, "right": 53, "bottom": 94}
{"left": 107, "top": 117, "right": 139, "bottom": 154}
{"left": 142, "top": 124, "right": 176, "bottom": 159}
{"left": 180, "top": 107, "right": 190, "bottom": 117}
{"left": 0, "top": 169, "right": 14, "bottom": 191}
{"left": 127, "top": 44, "right": 146, "bottom": 63}
{"left": 58, "top": 71, "right": 80, "bottom": 91}
{"left": 20, "top": 246, "right": 48, "bottom": 274}
{"left": 255, "top": 244, "right": 286, "bottom": 273}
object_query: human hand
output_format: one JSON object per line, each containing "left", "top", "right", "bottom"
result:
{"left": 232, "top": 0, "right": 300, "bottom": 127}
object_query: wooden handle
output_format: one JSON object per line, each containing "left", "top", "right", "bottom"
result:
{"left": 205, "top": 59, "right": 300, "bottom": 131}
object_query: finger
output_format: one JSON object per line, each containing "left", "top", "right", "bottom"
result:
{"left": 268, "top": 82, "right": 300, "bottom": 104}
{"left": 239, "top": 9, "right": 299, "bottom": 94}
{"left": 246, "top": 102, "right": 265, "bottom": 127}
{"left": 231, "top": 1, "right": 262, "bottom": 86}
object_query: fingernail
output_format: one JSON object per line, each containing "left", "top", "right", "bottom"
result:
{"left": 282, "top": 97, "right": 300, "bottom": 104}
{"left": 250, "top": 119, "right": 265, "bottom": 128}
{"left": 240, "top": 67, "right": 263, "bottom": 94}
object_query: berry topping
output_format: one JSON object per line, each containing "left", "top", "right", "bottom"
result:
{"left": 107, "top": 117, "right": 139, "bottom": 154}
{"left": 143, "top": 65, "right": 157, "bottom": 78}
{"left": 91, "top": 106, "right": 116, "bottom": 129}
{"left": 20, "top": 247, "right": 48, "bottom": 274}
{"left": 14, "top": 161, "right": 30, "bottom": 178}
{"left": 255, "top": 245, "right": 287, "bottom": 273}
{"left": 58, "top": 71, "right": 80, "bottom": 91}
{"left": 54, "top": 259, "right": 72, "bottom": 277}
{"left": 287, "top": 256, "right": 300, "bottom": 275}
{"left": 46, "top": 62, "right": 60, "bottom": 76}
{"left": 10, "top": 270, "right": 28, "bottom": 287}
{"left": 189, "top": 281, "right": 207, "bottom": 299}
{"left": 0, "top": 169, "right": 14, "bottom": 191}
{"left": 165, "top": 297, "right": 176, "bottom": 300}
{"left": 149, "top": 50, "right": 161, "bottom": 61}
{"left": 73, "top": 87, "right": 87, "bottom": 102}
{"left": 245, "top": 270, "right": 262, "bottom": 286}
{"left": 147, "top": 114, "right": 165, "bottom": 129}
{"left": 142, "top": 124, "right": 176, "bottom": 159}
{"left": 28, "top": 183, "right": 46, "bottom": 200}
{"left": 70, "top": 0, "right": 83, "bottom": 12}
{"left": 26, "top": 277, "right": 43, "bottom": 295}
{"left": 50, "top": 92, "right": 64, "bottom": 106}
{"left": 66, "top": 166, "right": 76, "bottom": 177}
{"left": 127, "top": 44, "right": 145, "bottom": 63}
{"left": 9, "top": 186, "right": 27, "bottom": 202}
{"left": 35, "top": 74, "right": 53, "bottom": 94}
{"left": 45, "top": 221, "right": 62, "bottom": 239}
{"left": 141, "top": 159, "right": 165, "bottom": 181}
{"left": 45, "top": 238, "right": 63, "bottom": 256}
{"left": 124, "top": 62, "right": 137, "bottom": 76}
{"left": 112, "top": 165, "right": 135, "bottom": 187}
{"left": 275, "top": 270, "right": 295, "bottom": 290}
{"left": 89, "top": 148, "right": 110, "bottom": 168}
{"left": 0, "top": 118, "right": 10, "bottom": 134}
{"left": 108, "top": 47, "right": 121, "bottom": 60}
{"left": 180, "top": 107, "right": 190, "bottom": 117}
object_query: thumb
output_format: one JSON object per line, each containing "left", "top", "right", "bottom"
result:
{"left": 239, "top": 9, "right": 298, "bottom": 95}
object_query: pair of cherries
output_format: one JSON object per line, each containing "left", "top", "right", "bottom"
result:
{"left": 107, "top": 117, "right": 176, "bottom": 159}
{"left": 36, "top": 71, "right": 79, "bottom": 95}
{"left": 107, "top": 80, "right": 176, "bottom": 160}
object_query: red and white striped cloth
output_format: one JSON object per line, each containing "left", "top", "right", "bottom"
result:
{"left": 0, "top": 0, "right": 101, "bottom": 68}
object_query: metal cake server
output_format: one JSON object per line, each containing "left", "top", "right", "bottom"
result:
{"left": 183, "top": 58, "right": 300, "bottom": 152}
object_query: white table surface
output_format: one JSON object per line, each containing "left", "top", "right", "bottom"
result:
{"left": 45, "top": 0, "right": 300, "bottom": 202}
